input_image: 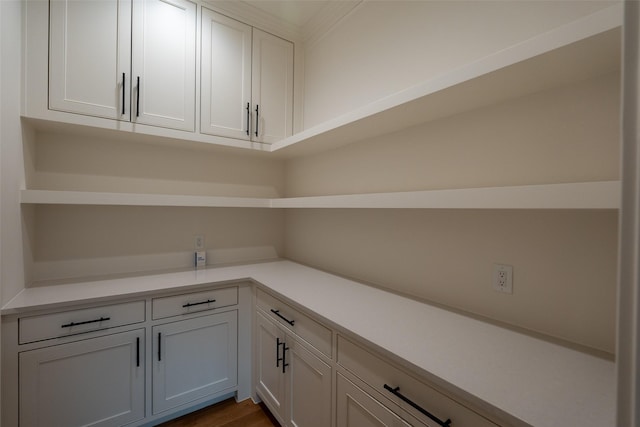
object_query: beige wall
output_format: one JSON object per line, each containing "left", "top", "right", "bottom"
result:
{"left": 25, "top": 131, "right": 286, "bottom": 283}
{"left": 303, "top": 0, "right": 617, "bottom": 128}
{"left": 31, "top": 131, "right": 285, "bottom": 197}
{"left": 287, "top": 72, "right": 620, "bottom": 197}
{"left": 285, "top": 47, "right": 620, "bottom": 354}
{"left": 284, "top": 208, "right": 618, "bottom": 354}
{"left": 31, "top": 205, "right": 284, "bottom": 283}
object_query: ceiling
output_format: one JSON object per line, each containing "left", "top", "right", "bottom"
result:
{"left": 242, "top": 1, "right": 332, "bottom": 28}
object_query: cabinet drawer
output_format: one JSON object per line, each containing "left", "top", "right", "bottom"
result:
{"left": 337, "top": 372, "right": 422, "bottom": 427}
{"left": 152, "top": 286, "right": 238, "bottom": 320}
{"left": 19, "top": 301, "right": 145, "bottom": 344}
{"left": 337, "top": 336, "right": 498, "bottom": 427}
{"left": 256, "top": 288, "right": 332, "bottom": 358}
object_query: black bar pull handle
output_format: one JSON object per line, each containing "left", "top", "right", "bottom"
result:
{"left": 122, "top": 73, "right": 126, "bottom": 115}
{"left": 157, "top": 332, "right": 162, "bottom": 362}
{"left": 246, "top": 102, "right": 250, "bottom": 136}
{"left": 182, "top": 299, "right": 216, "bottom": 308}
{"left": 270, "top": 309, "right": 295, "bottom": 326}
{"left": 276, "top": 337, "right": 283, "bottom": 367}
{"left": 282, "top": 343, "right": 289, "bottom": 374}
{"left": 255, "top": 104, "right": 259, "bottom": 137}
{"left": 136, "top": 76, "right": 140, "bottom": 117}
{"left": 61, "top": 316, "right": 110, "bottom": 328}
{"left": 383, "top": 384, "right": 451, "bottom": 427}
{"left": 136, "top": 337, "right": 140, "bottom": 367}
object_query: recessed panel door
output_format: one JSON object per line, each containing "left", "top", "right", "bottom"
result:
{"left": 49, "top": 0, "right": 131, "bottom": 120}
{"left": 201, "top": 9, "right": 252, "bottom": 140}
{"left": 256, "top": 311, "right": 286, "bottom": 423}
{"left": 19, "top": 329, "right": 145, "bottom": 427}
{"left": 152, "top": 311, "right": 238, "bottom": 414}
{"left": 288, "top": 339, "right": 332, "bottom": 427}
{"left": 251, "top": 29, "right": 294, "bottom": 144}
{"left": 132, "top": 0, "right": 196, "bottom": 131}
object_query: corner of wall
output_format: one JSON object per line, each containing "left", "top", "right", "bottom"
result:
{"left": 1, "top": 0, "right": 27, "bottom": 303}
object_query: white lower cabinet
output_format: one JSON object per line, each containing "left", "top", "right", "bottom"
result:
{"left": 19, "top": 329, "right": 145, "bottom": 427}
{"left": 255, "top": 290, "right": 499, "bottom": 427}
{"left": 338, "top": 336, "right": 498, "bottom": 427}
{"left": 4, "top": 284, "right": 245, "bottom": 427}
{"left": 256, "top": 310, "right": 332, "bottom": 427}
{"left": 337, "top": 373, "right": 415, "bottom": 427}
{"left": 152, "top": 310, "right": 238, "bottom": 414}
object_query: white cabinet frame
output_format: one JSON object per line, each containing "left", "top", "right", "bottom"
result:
{"left": 617, "top": 2, "right": 640, "bottom": 425}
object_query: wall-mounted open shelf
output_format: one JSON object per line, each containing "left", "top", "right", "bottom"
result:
{"left": 20, "top": 190, "right": 272, "bottom": 208}
{"left": 21, "top": 181, "right": 621, "bottom": 210}
{"left": 270, "top": 181, "right": 620, "bottom": 209}
{"left": 270, "top": 5, "right": 622, "bottom": 158}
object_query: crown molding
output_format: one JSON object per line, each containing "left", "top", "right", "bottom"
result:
{"left": 303, "top": 1, "right": 362, "bottom": 48}
{"left": 203, "top": 0, "right": 362, "bottom": 48}
{"left": 202, "top": 1, "right": 303, "bottom": 42}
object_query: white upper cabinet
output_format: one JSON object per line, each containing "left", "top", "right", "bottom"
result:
{"left": 49, "top": 0, "right": 132, "bottom": 120}
{"left": 201, "top": 10, "right": 294, "bottom": 143}
{"left": 49, "top": 0, "right": 196, "bottom": 132}
{"left": 200, "top": 9, "right": 252, "bottom": 139}
{"left": 252, "top": 29, "right": 294, "bottom": 144}
{"left": 132, "top": 0, "right": 196, "bottom": 131}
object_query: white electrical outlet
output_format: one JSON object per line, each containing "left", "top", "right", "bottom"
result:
{"left": 194, "top": 235, "right": 205, "bottom": 250}
{"left": 493, "top": 264, "right": 513, "bottom": 294}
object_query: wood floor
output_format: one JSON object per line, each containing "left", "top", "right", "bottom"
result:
{"left": 157, "top": 398, "right": 280, "bottom": 427}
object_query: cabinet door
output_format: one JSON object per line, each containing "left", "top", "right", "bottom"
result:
{"left": 19, "top": 329, "right": 145, "bottom": 427}
{"left": 153, "top": 311, "right": 238, "bottom": 414}
{"left": 256, "top": 311, "right": 286, "bottom": 422}
{"left": 200, "top": 9, "right": 252, "bottom": 140}
{"left": 251, "top": 29, "right": 294, "bottom": 144}
{"left": 336, "top": 373, "right": 416, "bottom": 427}
{"left": 49, "top": 0, "right": 131, "bottom": 120}
{"left": 287, "top": 339, "right": 332, "bottom": 427}
{"left": 131, "top": 0, "right": 196, "bottom": 131}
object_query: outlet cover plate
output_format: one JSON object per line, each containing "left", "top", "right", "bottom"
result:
{"left": 195, "top": 235, "right": 205, "bottom": 250}
{"left": 493, "top": 264, "right": 513, "bottom": 294}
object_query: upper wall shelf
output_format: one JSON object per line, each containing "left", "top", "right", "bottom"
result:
{"left": 271, "top": 181, "right": 621, "bottom": 209}
{"left": 270, "top": 5, "right": 622, "bottom": 157}
{"left": 21, "top": 181, "right": 621, "bottom": 210}
{"left": 20, "top": 190, "right": 272, "bottom": 208}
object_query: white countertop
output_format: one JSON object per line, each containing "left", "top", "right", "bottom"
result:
{"left": 1, "top": 259, "right": 615, "bottom": 427}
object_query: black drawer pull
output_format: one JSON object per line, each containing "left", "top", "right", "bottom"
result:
{"left": 383, "top": 384, "right": 451, "bottom": 427}
{"left": 61, "top": 317, "right": 110, "bottom": 328}
{"left": 270, "top": 309, "right": 295, "bottom": 326}
{"left": 136, "top": 76, "right": 140, "bottom": 117}
{"left": 246, "top": 102, "right": 250, "bottom": 136}
{"left": 136, "top": 337, "right": 140, "bottom": 367}
{"left": 276, "top": 337, "right": 283, "bottom": 367}
{"left": 158, "top": 332, "right": 162, "bottom": 362}
{"left": 122, "top": 73, "right": 126, "bottom": 115}
{"left": 282, "top": 342, "right": 289, "bottom": 374}
{"left": 255, "top": 104, "right": 259, "bottom": 137}
{"left": 182, "top": 299, "right": 216, "bottom": 308}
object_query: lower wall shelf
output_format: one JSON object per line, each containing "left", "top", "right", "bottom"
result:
{"left": 20, "top": 181, "right": 621, "bottom": 210}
